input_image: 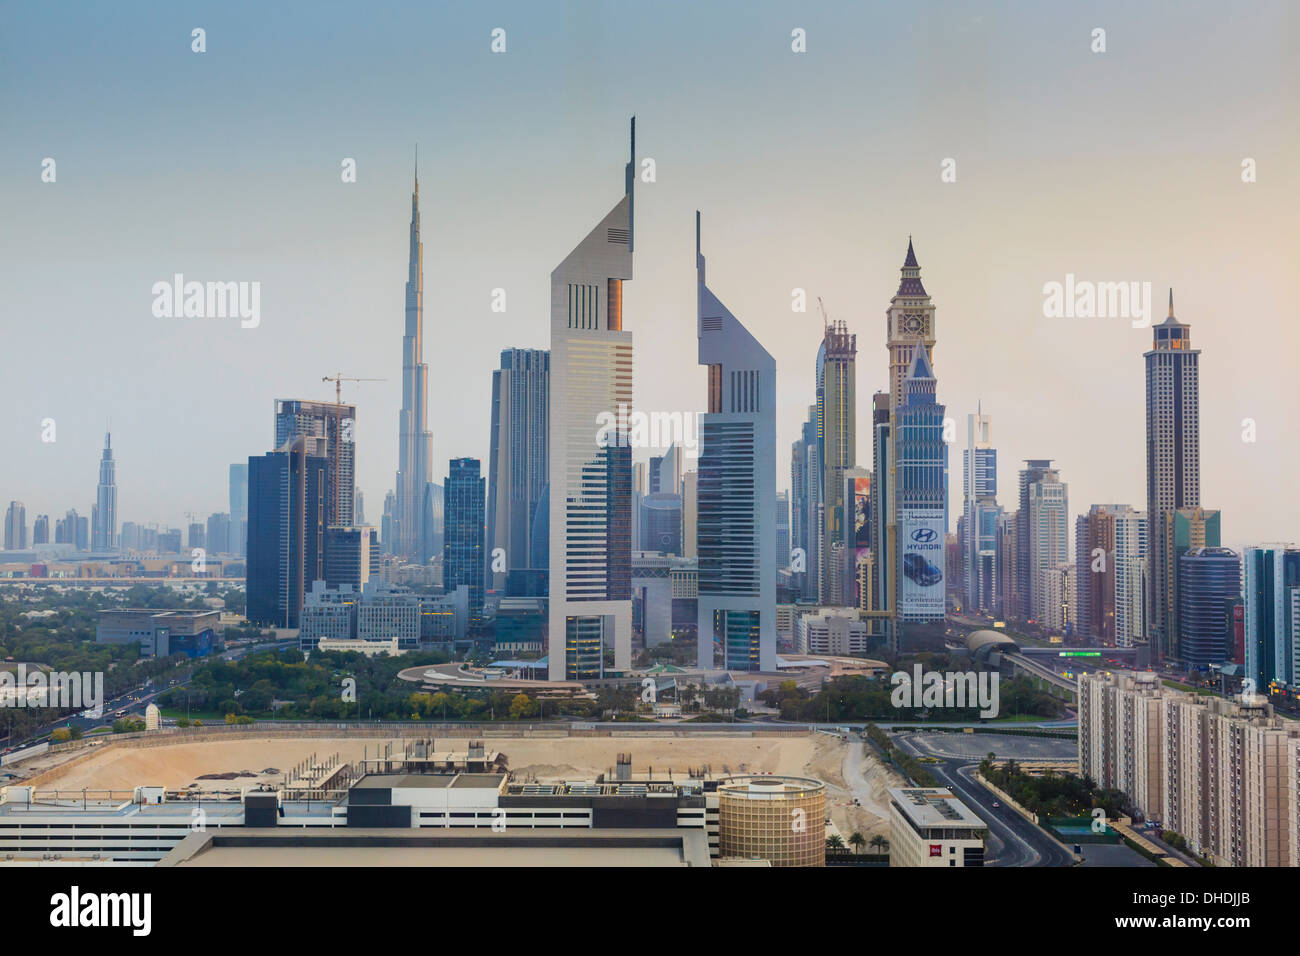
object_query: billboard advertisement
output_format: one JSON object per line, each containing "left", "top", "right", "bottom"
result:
{"left": 853, "top": 476, "right": 872, "bottom": 608}
{"left": 900, "top": 508, "right": 945, "bottom": 619}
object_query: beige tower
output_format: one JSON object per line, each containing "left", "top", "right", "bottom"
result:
{"left": 886, "top": 238, "right": 936, "bottom": 410}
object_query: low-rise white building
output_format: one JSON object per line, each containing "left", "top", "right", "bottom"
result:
{"left": 888, "top": 787, "right": 987, "bottom": 867}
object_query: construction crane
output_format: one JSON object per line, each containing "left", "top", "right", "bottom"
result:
{"left": 817, "top": 295, "right": 830, "bottom": 333}
{"left": 320, "top": 373, "right": 386, "bottom": 525}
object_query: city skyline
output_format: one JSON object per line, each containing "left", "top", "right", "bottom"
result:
{"left": 3, "top": 2, "right": 1298, "bottom": 554}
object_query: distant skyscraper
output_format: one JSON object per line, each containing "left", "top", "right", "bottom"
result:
{"left": 870, "top": 391, "right": 891, "bottom": 621}
{"left": 895, "top": 342, "right": 948, "bottom": 625}
{"left": 1026, "top": 464, "right": 1069, "bottom": 624}
{"left": 1146, "top": 291, "right": 1201, "bottom": 659}
{"left": 547, "top": 119, "right": 635, "bottom": 681}
{"left": 92, "top": 431, "right": 116, "bottom": 551}
{"left": 1178, "top": 547, "right": 1239, "bottom": 670}
{"left": 187, "top": 523, "right": 205, "bottom": 551}
{"left": 32, "top": 514, "right": 49, "bottom": 546}
{"left": 819, "top": 320, "right": 856, "bottom": 605}
{"left": 3, "top": 501, "right": 26, "bottom": 550}
{"left": 354, "top": 490, "right": 366, "bottom": 526}
{"left": 792, "top": 404, "right": 821, "bottom": 600}
{"left": 275, "top": 399, "right": 355, "bottom": 528}
{"left": 1165, "top": 506, "right": 1221, "bottom": 659}
{"left": 695, "top": 212, "right": 777, "bottom": 672}
{"left": 229, "top": 463, "right": 248, "bottom": 556}
{"left": 206, "top": 513, "right": 231, "bottom": 557}
{"left": 394, "top": 159, "right": 435, "bottom": 563}
{"left": 962, "top": 411, "right": 998, "bottom": 614}
{"left": 246, "top": 437, "right": 327, "bottom": 628}
{"left": 487, "top": 348, "right": 550, "bottom": 597}
{"left": 681, "top": 470, "right": 698, "bottom": 561}
{"left": 886, "top": 239, "right": 936, "bottom": 410}
{"left": 444, "top": 458, "right": 485, "bottom": 627}
{"left": 1016, "top": 460, "right": 1055, "bottom": 621}
{"left": 324, "top": 526, "right": 379, "bottom": 590}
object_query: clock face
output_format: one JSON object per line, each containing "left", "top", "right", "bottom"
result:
{"left": 902, "top": 313, "right": 925, "bottom": 335}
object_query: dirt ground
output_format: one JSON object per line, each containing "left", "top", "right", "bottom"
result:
{"left": 27, "top": 732, "right": 904, "bottom": 841}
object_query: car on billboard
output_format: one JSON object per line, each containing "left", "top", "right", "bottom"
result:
{"left": 903, "top": 551, "right": 943, "bottom": 588}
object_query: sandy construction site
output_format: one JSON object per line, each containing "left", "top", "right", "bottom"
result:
{"left": 26, "top": 731, "right": 908, "bottom": 842}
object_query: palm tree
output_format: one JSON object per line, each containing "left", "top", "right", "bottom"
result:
{"left": 826, "top": 834, "right": 845, "bottom": 851}
{"left": 870, "top": 834, "right": 889, "bottom": 854}
{"left": 848, "top": 832, "right": 867, "bottom": 855}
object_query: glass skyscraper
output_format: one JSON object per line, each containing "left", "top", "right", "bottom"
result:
{"left": 444, "top": 458, "right": 485, "bottom": 627}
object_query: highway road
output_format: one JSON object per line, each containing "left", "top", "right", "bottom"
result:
{"left": 893, "top": 731, "right": 1075, "bottom": 868}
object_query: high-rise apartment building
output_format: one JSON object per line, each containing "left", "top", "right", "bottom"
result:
{"left": 1146, "top": 291, "right": 1201, "bottom": 660}
{"left": 546, "top": 121, "right": 636, "bottom": 681}
{"left": 1023, "top": 462, "right": 1068, "bottom": 624}
{"left": 229, "top": 463, "right": 248, "bottom": 556}
{"left": 486, "top": 348, "right": 549, "bottom": 597}
{"left": 1113, "top": 507, "right": 1148, "bottom": 648}
{"left": 32, "top": 513, "right": 48, "bottom": 546}
{"left": 695, "top": 212, "right": 777, "bottom": 672}
{"left": 819, "top": 321, "right": 856, "bottom": 606}
{"left": 1075, "top": 504, "right": 1129, "bottom": 643}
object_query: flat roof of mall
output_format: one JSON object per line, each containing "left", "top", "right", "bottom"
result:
{"left": 351, "top": 772, "right": 506, "bottom": 790}
{"left": 160, "top": 828, "right": 711, "bottom": 867}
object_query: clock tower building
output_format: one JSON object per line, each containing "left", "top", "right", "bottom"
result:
{"left": 886, "top": 238, "right": 936, "bottom": 409}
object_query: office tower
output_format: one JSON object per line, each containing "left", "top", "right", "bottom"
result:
{"left": 354, "top": 490, "right": 366, "bottom": 526}
{"left": 791, "top": 405, "right": 821, "bottom": 600}
{"left": 894, "top": 342, "right": 948, "bottom": 625}
{"left": 228, "top": 463, "right": 248, "bottom": 556}
{"left": 324, "top": 526, "right": 380, "bottom": 590}
{"left": 275, "top": 399, "right": 355, "bottom": 529}
{"left": 92, "top": 431, "right": 116, "bottom": 550}
{"left": 1164, "top": 506, "right": 1221, "bottom": 659}
{"left": 1177, "top": 548, "right": 1241, "bottom": 670}
{"left": 1026, "top": 464, "right": 1069, "bottom": 624}
{"left": 246, "top": 436, "right": 327, "bottom": 628}
{"left": 1015, "top": 460, "right": 1056, "bottom": 621}
{"left": 819, "top": 320, "right": 856, "bottom": 605}
{"left": 444, "top": 458, "right": 485, "bottom": 627}
{"left": 775, "top": 491, "right": 790, "bottom": 572}
{"left": 206, "top": 513, "right": 231, "bottom": 557}
{"left": 1075, "top": 504, "right": 1127, "bottom": 643}
{"left": 1242, "top": 545, "right": 1300, "bottom": 689}
{"left": 1113, "top": 507, "right": 1148, "bottom": 648}
{"left": 695, "top": 212, "right": 777, "bottom": 671}
{"left": 486, "top": 348, "right": 550, "bottom": 596}
{"left": 119, "top": 521, "right": 139, "bottom": 552}
{"left": 3, "top": 501, "right": 26, "bottom": 550}
{"left": 157, "top": 528, "right": 181, "bottom": 553}
{"left": 962, "top": 411, "right": 998, "bottom": 614}
{"left": 187, "top": 523, "right": 205, "bottom": 551}
{"left": 547, "top": 119, "right": 635, "bottom": 681}
{"left": 32, "top": 514, "right": 49, "bottom": 546}
{"left": 1146, "top": 291, "right": 1201, "bottom": 659}
{"left": 870, "top": 391, "right": 891, "bottom": 622}
{"left": 681, "top": 470, "right": 698, "bottom": 560}
{"left": 641, "top": 493, "right": 682, "bottom": 554}
{"left": 422, "top": 482, "right": 444, "bottom": 568}
{"left": 394, "top": 159, "right": 434, "bottom": 563}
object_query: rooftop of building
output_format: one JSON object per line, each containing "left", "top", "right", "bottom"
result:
{"left": 890, "top": 787, "right": 986, "bottom": 829}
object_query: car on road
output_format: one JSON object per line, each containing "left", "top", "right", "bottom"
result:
{"left": 991, "top": 801, "right": 1001, "bottom": 809}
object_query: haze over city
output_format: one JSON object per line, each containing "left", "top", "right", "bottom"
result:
{"left": 3, "top": 0, "right": 1296, "bottom": 550}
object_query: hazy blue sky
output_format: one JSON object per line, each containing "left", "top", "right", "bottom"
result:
{"left": 2, "top": 0, "right": 1297, "bottom": 550}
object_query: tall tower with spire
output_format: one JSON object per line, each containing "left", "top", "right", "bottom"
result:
{"left": 695, "top": 211, "right": 777, "bottom": 672}
{"left": 547, "top": 119, "right": 636, "bottom": 681}
{"left": 1145, "top": 289, "right": 1201, "bottom": 660}
{"left": 93, "top": 429, "right": 116, "bottom": 551}
{"left": 886, "top": 238, "right": 936, "bottom": 409}
{"left": 394, "top": 153, "right": 434, "bottom": 562}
